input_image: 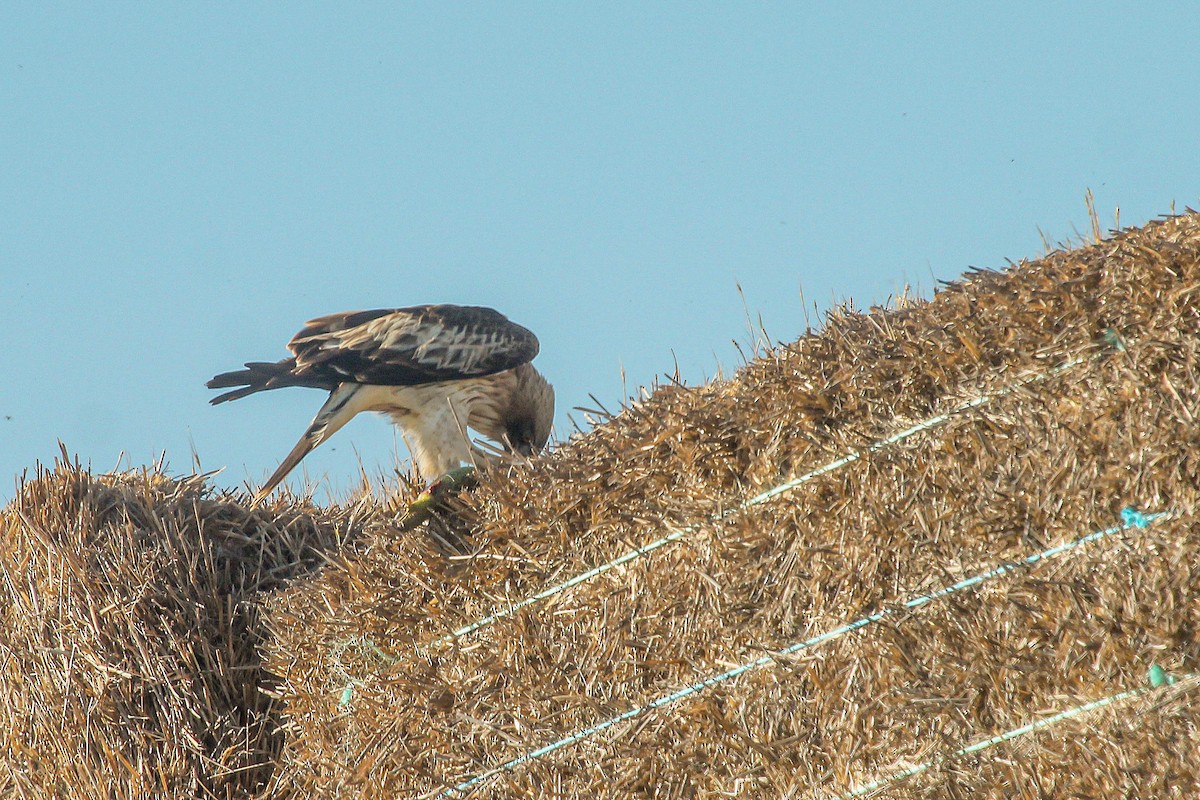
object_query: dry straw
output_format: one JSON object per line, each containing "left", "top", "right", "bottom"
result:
{"left": 438, "top": 509, "right": 1178, "bottom": 797}
{"left": 0, "top": 456, "right": 366, "bottom": 798}
{"left": 4, "top": 210, "right": 1200, "bottom": 798}
{"left": 428, "top": 346, "right": 1101, "bottom": 652}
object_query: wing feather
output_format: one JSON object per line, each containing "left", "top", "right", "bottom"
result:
{"left": 286, "top": 305, "right": 539, "bottom": 386}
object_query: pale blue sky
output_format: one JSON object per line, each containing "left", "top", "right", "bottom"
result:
{"left": 2, "top": 4, "right": 1197, "bottom": 501}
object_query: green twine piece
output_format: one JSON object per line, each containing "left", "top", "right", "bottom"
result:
{"left": 1103, "top": 328, "right": 1128, "bottom": 351}
{"left": 1149, "top": 664, "right": 1177, "bottom": 688}
{"left": 332, "top": 635, "right": 400, "bottom": 708}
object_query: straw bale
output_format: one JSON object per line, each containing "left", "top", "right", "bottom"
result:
{"left": 0, "top": 457, "right": 360, "bottom": 798}
{"left": 260, "top": 212, "right": 1200, "bottom": 798}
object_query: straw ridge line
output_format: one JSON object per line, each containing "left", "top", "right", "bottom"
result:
{"left": 837, "top": 671, "right": 1197, "bottom": 798}
{"left": 437, "top": 507, "right": 1169, "bottom": 797}
{"left": 430, "top": 350, "right": 1097, "bottom": 649}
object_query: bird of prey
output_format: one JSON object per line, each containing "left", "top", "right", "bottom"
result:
{"left": 207, "top": 304, "right": 554, "bottom": 502}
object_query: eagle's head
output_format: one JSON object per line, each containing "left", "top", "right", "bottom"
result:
{"left": 504, "top": 362, "right": 555, "bottom": 457}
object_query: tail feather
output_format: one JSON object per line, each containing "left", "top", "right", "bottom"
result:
{"left": 207, "top": 358, "right": 332, "bottom": 404}
{"left": 209, "top": 384, "right": 270, "bottom": 405}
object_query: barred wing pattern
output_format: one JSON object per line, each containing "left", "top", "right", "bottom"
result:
{"left": 288, "top": 305, "right": 540, "bottom": 386}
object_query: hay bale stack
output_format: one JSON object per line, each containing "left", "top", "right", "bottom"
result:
{"left": 2, "top": 212, "right": 1196, "bottom": 798}
{"left": 264, "top": 213, "right": 1200, "bottom": 798}
{"left": 0, "top": 458, "right": 358, "bottom": 798}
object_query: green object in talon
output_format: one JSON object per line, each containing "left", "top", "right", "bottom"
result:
{"left": 396, "top": 465, "right": 479, "bottom": 531}
{"left": 438, "top": 465, "right": 479, "bottom": 490}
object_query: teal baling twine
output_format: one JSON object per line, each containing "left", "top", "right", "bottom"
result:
{"left": 437, "top": 507, "right": 1170, "bottom": 797}
{"left": 1103, "top": 327, "right": 1128, "bottom": 352}
{"left": 331, "top": 635, "right": 399, "bottom": 708}
{"left": 839, "top": 664, "right": 1193, "bottom": 798}
{"left": 1121, "top": 506, "right": 1151, "bottom": 528}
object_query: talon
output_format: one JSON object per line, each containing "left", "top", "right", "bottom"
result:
{"left": 395, "top": 466, "right": 479, "bottom": 531}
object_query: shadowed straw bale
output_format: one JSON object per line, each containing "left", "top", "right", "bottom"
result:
{"left": 262, "top": 212, "right": 1200, "bottom": 798}
{"left": 0, "top": 457, "right": 362, "bottom": 798}
{"left": 3, "top": 211, "right": 1199, "bottom": 799}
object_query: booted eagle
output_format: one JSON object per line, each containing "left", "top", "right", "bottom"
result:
{"left": 208, "top": 304, "right": 554, "bottom": 501}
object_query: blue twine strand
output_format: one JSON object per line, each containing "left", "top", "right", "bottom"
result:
{"left": 841, "top": 687, "right": 1145, "bottom": 797}
{"left": 1121, "top": 506, "right": 1150, "bottom": 528}
{"left": 842, "top": 668, "right": 1195, "bottom": 798}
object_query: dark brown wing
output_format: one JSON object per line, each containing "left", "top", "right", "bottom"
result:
{"left": 287, "top": 305, "right": 540, "bottom": 386}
